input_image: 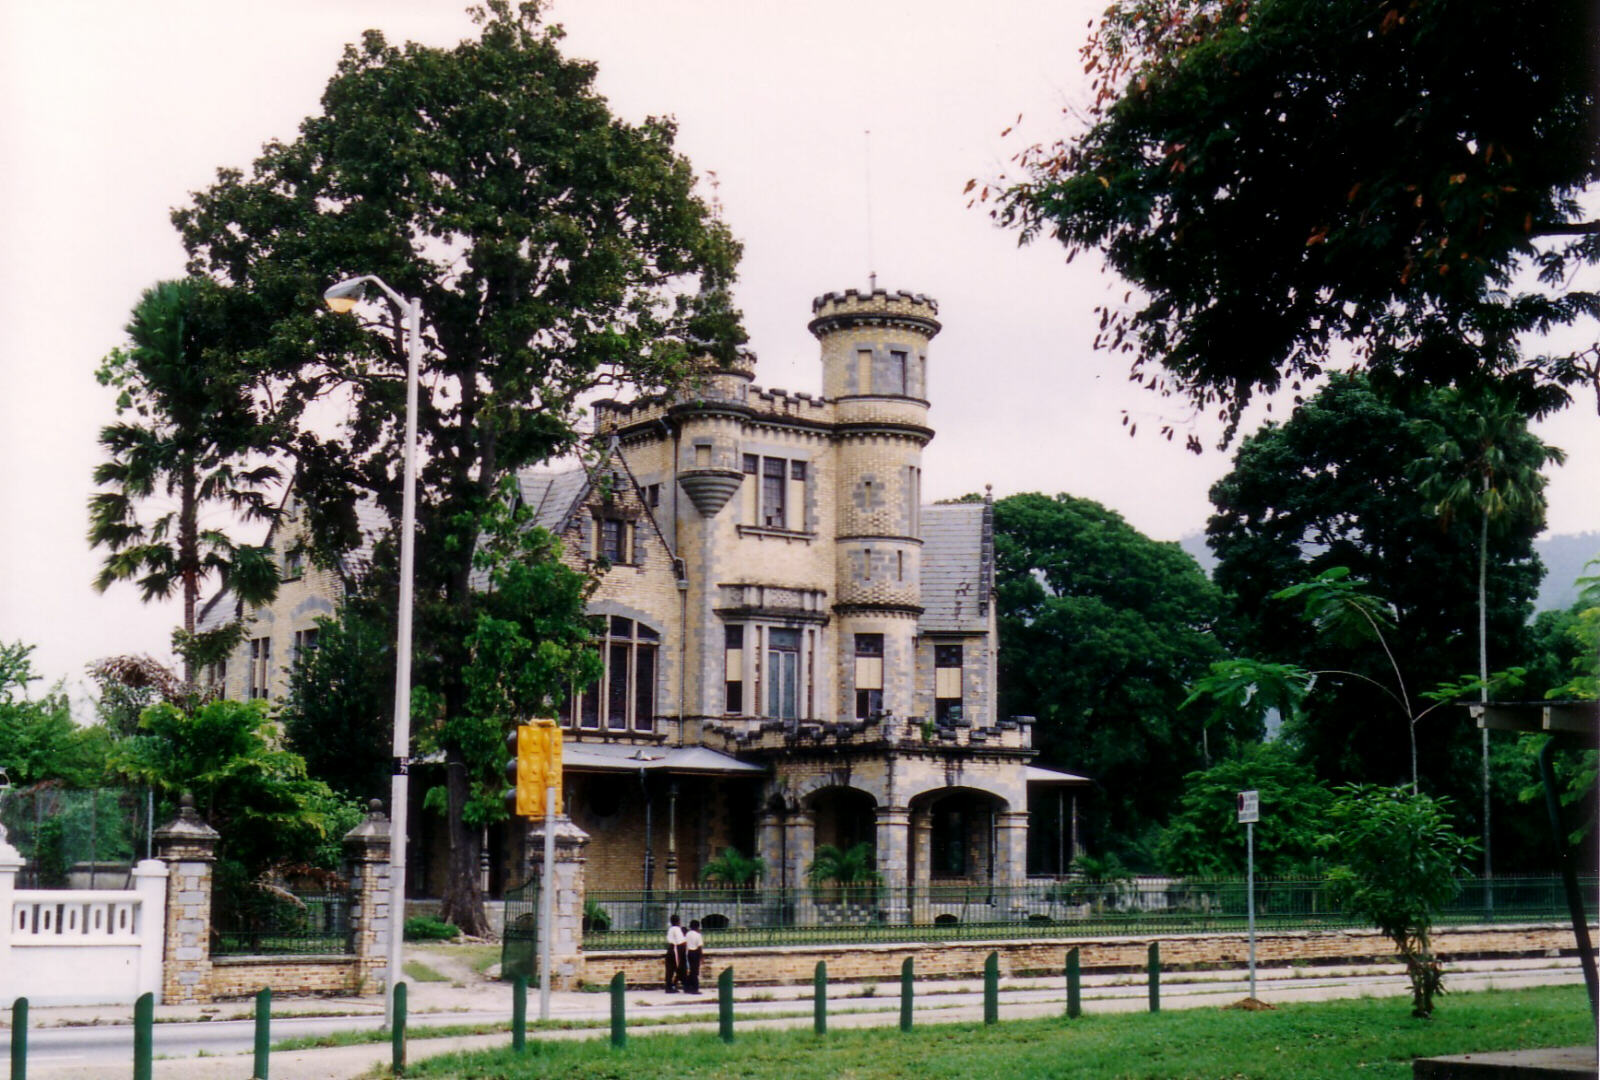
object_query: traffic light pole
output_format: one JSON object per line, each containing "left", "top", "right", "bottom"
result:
{"left": 539, "top": 782, "right": 556, "bottom": 1020}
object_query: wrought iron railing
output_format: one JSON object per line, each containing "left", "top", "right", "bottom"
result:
{"left": 212, "top": 890, "right": 354, "bottom": 956}
{"left": 577, "top": 875, "right": 1596, "bottom": 950}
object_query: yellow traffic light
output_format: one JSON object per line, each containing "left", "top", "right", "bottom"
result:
{"left": 504, "top": 719, "right": 562, "bottom": 818}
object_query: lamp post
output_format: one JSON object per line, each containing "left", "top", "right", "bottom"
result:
{"left": 323, "top": 274, "right": 421, "bottom": 1030}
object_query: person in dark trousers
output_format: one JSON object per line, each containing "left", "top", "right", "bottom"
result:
{"left": 664, "top": 913, "right": 686, "bottom": 992}
{"left": 684, "top": 919, "right": 705, "bottom": 994}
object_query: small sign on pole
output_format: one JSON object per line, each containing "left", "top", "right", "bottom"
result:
{"left": 1237, "top": 789, "right": 1259, "bottom": 824}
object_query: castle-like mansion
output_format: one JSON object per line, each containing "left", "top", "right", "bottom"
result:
{"left": 203, "top": 288, "right": 1081, "bottom": 897}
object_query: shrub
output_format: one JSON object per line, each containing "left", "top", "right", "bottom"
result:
{"left": 405, "top": 915, "right": 461, "bottom": 942}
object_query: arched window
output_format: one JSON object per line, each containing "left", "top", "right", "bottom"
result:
{"left": 569, "top": 616, "right": 659, "bottom": 733}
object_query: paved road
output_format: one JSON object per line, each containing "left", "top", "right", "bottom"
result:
{"left": 0, "top": 956, "right": 1586, "bottom": 1079}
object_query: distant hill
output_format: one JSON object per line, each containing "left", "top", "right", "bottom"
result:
{"left": 1176, "top": 530, "right": 1598, "bottom": 614}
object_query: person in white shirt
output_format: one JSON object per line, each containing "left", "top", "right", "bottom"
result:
{"left": 664, "top": 914, "right": 687, "bottom": 992}
{"left": 684, "top": 919, "right": 705, "bottom": 994}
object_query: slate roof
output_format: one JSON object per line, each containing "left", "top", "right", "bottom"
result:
{"left": 918, "top": 502, "right": 993, "bottom": 633}
{"left": 515, "top": 466, "right": 590, "bottom": 535}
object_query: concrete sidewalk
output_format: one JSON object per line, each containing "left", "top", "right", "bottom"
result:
{"left": 3, "top": 953, "right": 1590, "bottom": 1079}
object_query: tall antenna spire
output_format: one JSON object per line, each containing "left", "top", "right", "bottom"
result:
{"left": 864, "top": 129, "right": 877, "bottom": 292}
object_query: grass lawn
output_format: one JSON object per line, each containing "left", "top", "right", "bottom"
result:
{"left": 401, "top": 985, "right": 1593, "bottom": 1079}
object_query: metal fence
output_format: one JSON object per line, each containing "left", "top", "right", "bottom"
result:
{"left": 212, "top": 888, "right": 354, "bottom": 956}
{"left": 580, "top": 875, "right": 1596, "bottom": 950}
{"left": 0, "top": 786, "right": 154, "bottom": 889}
{"left": 501, "top": 878, "right": 541, "bottom": 980}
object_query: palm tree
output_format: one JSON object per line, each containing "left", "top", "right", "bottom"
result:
{"left": 806, "top": 841, "right": 883, "bottom": 904}
{"left": 1410, "top": 386, "right": 1564, "bottom": 883}
{"left": 88, "top": 278, "right": 281, "bottom": 682}
{"left": 699, "top": 846, "right": 766, "bottom": 888}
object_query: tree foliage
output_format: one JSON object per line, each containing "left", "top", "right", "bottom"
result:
{"left": 172, "top": 3, "right": 744, "bottom": 932}
{"left": 88, "top": 279, "right": 281, "bottom": 679}
{"left": 700, "top": 847, "right": 767, "bottom": 887}
{"left": 991, "top": 0, "right": 1599, "bottom": 436}
{"left": 1155, "top": 742, "right": 1330, "bottom": 877}
{"left": 281, "top": 605, "right": 396, "bottom": 806}
{"left": 993, "top": 492, "right": 1225, "bottom": 862}
{"left": 0, "top": 643, "right": 108, "bottom": 789}
{"left": 1321, "top": 785, "right": 1475, "bottom": 1018}
{"left": 1206, "top": 376, "right": 1543, "bottom": 796}
{"left": 109, "top": 697, "right": 353, "bottom": 876}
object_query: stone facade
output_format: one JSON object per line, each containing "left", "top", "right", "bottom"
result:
{"left": 201, "top": 287, "right": 1070, "bottom": 899}
{"left": 154, "top": 795, "right": 220, "bottom": 1004}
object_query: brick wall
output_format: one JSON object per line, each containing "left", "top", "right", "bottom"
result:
{"left": 209, "top": 957, "right": 361, "bottom": 999}
{"left": 584, "top": 923, "right": 1596, "bottom": 989}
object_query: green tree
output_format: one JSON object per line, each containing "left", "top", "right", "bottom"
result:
{"left": 806, "top": 842, "right": 883, "bottom": 902}
{"left": 1409, "top": 385, "right": 1565, "bottom": 882}
{"left": 990, "top": 0, "right": 1598, "bottom": 436}
{"left": 1321, "top": 785, "right": 1476, "bottom": 1018}
{"left": 281, "top": 605, "right": 395, "bottom": 805}
{"left": 1155, "top": 742, "right": 1330, "bottom": 878}
{"left": 1207, "top": 376, "right": 1543, "bottom": 798}
{"left": 88, "top": 278, "right": 281, "bottom": 682}
{"left": 0, "top": 642, "right": 108, "bottom": 789}
{"left": 994, "top": 493, "right": 1225, "bottom": 862}
{"left": 109, "top": 697, "right": 352, "bottom": 877}
{"left": 700, "top": 847, "right": 766, "bottom": 887}
{"left": 173, "top": 4, "right": 744, "bottom": 933}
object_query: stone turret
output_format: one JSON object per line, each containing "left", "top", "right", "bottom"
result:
{"left": 811, "top": 288, "right": 940, "bottom": 721}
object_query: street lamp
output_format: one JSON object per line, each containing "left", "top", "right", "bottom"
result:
{"left": 322, "top": 273, "right": 421, "bottom": 1029}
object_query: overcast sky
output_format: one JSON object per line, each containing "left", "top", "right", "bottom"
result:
{"left": 3, "top": 1, "right": 1596, "bottom": 706}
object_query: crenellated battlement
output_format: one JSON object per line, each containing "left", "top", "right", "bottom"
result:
{"left": 809, "top": 288, "right": 941, "bottom": 338}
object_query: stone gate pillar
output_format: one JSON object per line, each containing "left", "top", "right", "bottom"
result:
{"left": 525, "top": 815, "right": 590, "bottom": 990}
{"left": 0, "top": 823, "right": 22, "bottom": 1005}
{"left": 155, "top": 793, "right": 220, "bottom": 1004}
{"left": 342, "top": 800, "right": 392, "bottom": 995}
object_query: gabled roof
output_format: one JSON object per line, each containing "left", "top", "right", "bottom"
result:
{"left": 918, "top": 501, "right": 993, "bottom": 633}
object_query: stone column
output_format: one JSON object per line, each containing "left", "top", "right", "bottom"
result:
{"left": 342, "top": 800, "right": 392, "bottom": 995}
{"left": 525, "top": 815, "right": 590, "bottom": 990}
{"left": 756, "top": 808, "right": 785, "bottom": 889}
{"left": 783, "top": 808, "right": 815, "bottom": 893}
{"left": 911, "top": 806, "right": 933, "bottom": 890}
{"left": 154, "top": 794, "right": 220, "bottom": 1004}
{"left": 875, "top": 806, "right": 911, "bottom": 923}
{"left": 995, "top": 810, "right": 1030, "bottom": 891}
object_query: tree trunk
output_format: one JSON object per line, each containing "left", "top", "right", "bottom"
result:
{"left": 437, "top": 750, "right": 491, "bottom": 936}
{"left": 180, "top": 462, "right": 198, "bottom": 685}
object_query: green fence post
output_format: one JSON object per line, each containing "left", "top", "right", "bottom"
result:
{"left": 511, "top": 974, "right": 527, "bottom": 1052}
{"left": 717, "top": 967, "right": 734, "bottom": 1044}
{"left": 813, "top": 961, "right": 827, "bottom": 1035}
{"left": 252, "top": 987, "right": 271, "bottom": 1079}
{"left": 1065, "top": 947, "right": 1081, "bottom": 1019}
{"left": 132, "top": 991, "right": 154, "bottom": 1080}
{"left": 610, "top": 971, "right": 627, "bottom": 1049}
{"left": 11, "top": 997, "right": 27, "bottom": 1080}
{"left": 392, "top": 981, "right": 407, "bottom": 1076}
{"left": 899, "top": 957, "right": 914, "bottom": 1032}
{"left": 1147, "top": 942, "right": 1160, "bottom": 1014}
{"left": 983, "top": 951, "right": 999, "bottom": 1025}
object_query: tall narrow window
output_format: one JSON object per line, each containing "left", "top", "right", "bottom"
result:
{"left": 724, "top": 625, "right": 744, "bottom": 714}
{"left": 767, "top": 628, "right": 800, "bottom": 720}
{"left": 856, "top": 348, "right": 873, "bottom": 394}
{"left": 888, "top": 349, "right": 908, "bottom": 395}
{"left": 855, "top": 633, "right": 884, "bottom": 719}
{"left": 248, "top": 637, "right": 272, "bottom": 700}
{"left": 762, "top": 457, "right": 787, "bottom": 528}
{"left": 600, "top": 518, "right": 627, "bottom": 563}
{"left": 292, "top": 628, "right": 320, "bottom": 665}
{"left": 935, "top": 643, "right": 964, "bottom": 724}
